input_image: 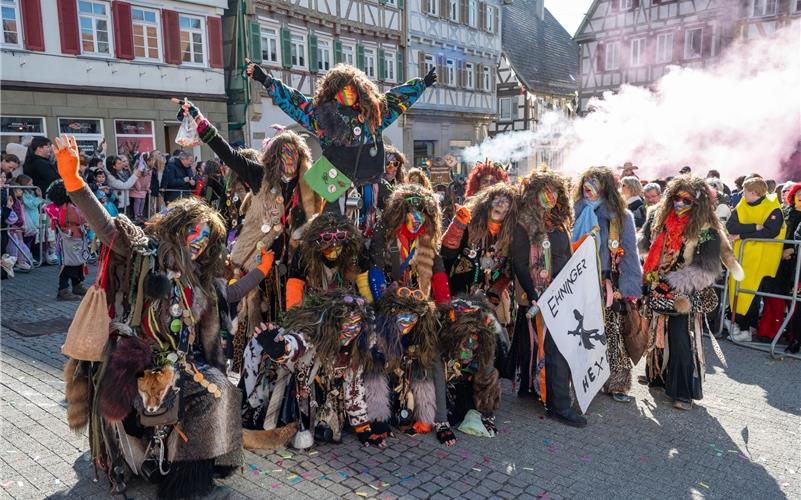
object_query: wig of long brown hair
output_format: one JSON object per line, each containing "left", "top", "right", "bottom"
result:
{"left": 374, "top": 288, "right": 438, "bottom": 369}
{"left": 260, "top": 130, "right": 312, "bottom": 189}
{"left": 465, "top": 161, "right": 510, "bottom": 197}
{"left": 438, "top": 295, "right": 497, "bottom": 375}
{"left": 518, "top": 166, "right": 573, "bottom": 242}
{"left": 465, "top": 182, "right": 519, "bottom": 255}
{"left": 573, "top": 166, "right": 627, "bottom": 224}
{"left": 313, "top": 64, "right": 386, "bottom": 135}
{"left": 283, "top": 289, "right": 375, "bottom": 371}
{"left": 384, "top": 144, "right": 407, "bottom": 184}
{"left": 147, "top": 197, "right": 227, "bottom": 292}
{"left": 406, "top": 168, "right": 432, "bottom": 189}
{"left": 297, "top": 212, "right": 363, "bottom": 289}
{"left": 651, "top": 175, "right": 722, "bottom": 243}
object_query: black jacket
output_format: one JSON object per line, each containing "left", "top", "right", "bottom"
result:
{"left": 161, "top": 159, "right": 194, "bottom": 202}
{"left": 23, "top": 154, "right": 59, "bottom": 194}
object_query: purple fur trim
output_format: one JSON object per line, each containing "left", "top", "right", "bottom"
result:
{"left": 412, "top": 378, "right": 436, "bottom": 425}
{"left": 665, "top": 266, "right": 719, "bottom": 295}
{"left": 364, "top": 372, "right": 391, "bottom": 422}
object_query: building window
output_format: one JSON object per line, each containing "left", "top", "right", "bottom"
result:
{"left": 364, "top": 47, "right": 376, "bottom": 78}
{"left": 261, "top": 26, "right": 280, "bottom": 65}
{"left": 752, "top": 0, "right": 777, "bottom": 16}
{"left": 684, "top": 28, "right": 702, "bottom": 59}
{"left": 179, "top": 15, "right": 205, "bottom": 65}
{"left": 342, "top": 43, "right": 355, "bottom": 65}
{"left": 630, "top": 38, "right": 645, "bottom": 67}
{"left": 426, "top": 0, "right": 438, "bottom": 16}
{"left": 317, "top": 39, "right": 331, "bottom": 72}
{"left": 0, "top": 116, "right": 46, "bottom": 137}
{"left": 424, "top": 54, "right": 434, "bottom": 73}
{"left": 468, "top": 0, "right": 477, "bottom": 27}
{"left": 58, "top": 118, "right": 104, "bottom": 154}
{"left": 384, "top": 50, "right": 396, "bottom": 82}
{"left": 290, "top": 33, "right": 305, "bottom": 68}
{"left": 446, "top": 59, "right": 455, "bottom": 86}
{"left": 79, "top": 0, "right": 111, "bottom": 55}
{"left": 449, "top": 0, "right": 458, "bottom": 22}
{"left": 385, "top": 0, "right": 396, "bottom": 5}
{"left": 482, "top": 65, "right": 491, "bottom": 91}
{"left": 485, "top": 6, "right": 495, "bottom": 33}
{"left": 605, "top": 41, "right": 620, "bottom": 70}
{"left": 115, "top": 120, "right": 155, "bottom": 157}
{"left": 499, "top": 97, "right": 512, "bottom": 121}
{"left": 465, "top": 62, "right": 474, "bottom": 89}
{"left": 795, "top": 0, "right": 801, "bottom": 12}
{"left": 622, "top": 0, "right": 633, "bottom": 8}
{"left": 1, "top": 0, "right": 21, "bottom": 47}
{"left": 656, "top": 32, "right": 673, "bottom": 63}
{"left": 132, "top": 7, "right": 160, "bottom": 60}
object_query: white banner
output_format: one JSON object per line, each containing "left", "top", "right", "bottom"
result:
{"left": 538, "top": 237, "right": 608, "bottom": 413}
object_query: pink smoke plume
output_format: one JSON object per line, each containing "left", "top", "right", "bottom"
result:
{"left": 467, "top": 23, "right": 801, "bottom": 184}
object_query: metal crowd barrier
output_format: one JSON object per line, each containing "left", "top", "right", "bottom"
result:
{"left": 716, "top": 237, "right": 801, "bottom": 360}
{"left": 1, "top": 185, "right": 47, "bottom": 270}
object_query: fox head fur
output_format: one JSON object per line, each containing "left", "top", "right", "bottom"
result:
{"left": 137, "top": 366, "right": 177, "bottom": 413}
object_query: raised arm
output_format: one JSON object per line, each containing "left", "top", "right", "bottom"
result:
{"left": 380, "top": 75, "right": 431, "bottom": 130}
{"left": 247, "top": 63, "right": 316, "bottom": 134}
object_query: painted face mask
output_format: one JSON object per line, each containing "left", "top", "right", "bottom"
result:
{"left": 480, "top": 175, "right": 497, "bottom": 191}
{"left": 406, "top": 209, "right": 425, "bottom": 234}
{"left": 458, "top": 334, "right": 479, "bottom": 364}
{"left": 794, "top": 191, "right": 801, "bottom": 210}
{"left": 396, "top": 312, "right": 419, "bottom": 336}
{"left": 673, "top": 191, "right": 694, "bottom": 216}
{"left": 339, "top": 311, "right": 363, "bottom": 346}
{"left": 186, "top": 222, "right": 211, "bottom": 261}
{"left": 490, "top": 196, "right": 511, "bottom": 222}
{"left": 538, "top": 187, "right": 557, "bottom": 210}
{"left": 322, "top": 244, "right": 342, "bottom": 261}
{"left": 583, "top": 179, "right": 600, "bottom": 201}
{"left": 335, "top": 84, "right": 358, "bottom": 107}
{"left": 384, "top": 157, "right": 399, "bottom": 181}
{"left": 279, "top": 143, "right": 298, "bottom": 182}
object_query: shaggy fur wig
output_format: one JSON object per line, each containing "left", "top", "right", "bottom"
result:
{"left": 651, "top": 175, "right": 724, "bottom": 244}
{"left": 313, "top": 64, "right": 386, "bottom": 135}
{"left": 465, "top": 161, "right": 510, "bottom": 197}
{"left": 146, "top": 197, "right": 227, "bottom": 292}
{"left": 406, "top": 168, "right": 432, "bottom": 189}
{"left": 465, "top": 182, "right": 519, "bottom": 256}
{"left": 518, "top": 167, "right": 573, "bottom": 242}
{"left": 438, "top": 295, "right": 497, "bottom": 375}
{"left": 298, "top": 212, "right": 363, "bottom": 289}
{"left": 384, "top": 144, "right": 407, "bottom": 184}
{"left": 572, "top": 166, "right": 627, "bottom": 225}
{"left": 259, "top": 130, "right": 312, "bottom": 190}
{"left": 283, "top": 289, "right": 375, "bottom": 372}
{"left": 374, "top": 287, "right": 439, "bottom": 369}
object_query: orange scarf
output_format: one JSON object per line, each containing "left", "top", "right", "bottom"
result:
{"left": 643, "top": 210, "right": 689, "bottom": 277}
{"left": 487, "top": 221, "right": 501, "bottom": 237}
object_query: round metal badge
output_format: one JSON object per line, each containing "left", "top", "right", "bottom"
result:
{"left": 261, "top": 223, "right": 270, "bottom": 233}
{"left": 328, "top": 168, "right": 338, "bottom": 179}
{"left": 327, "top": 184, "right": 337, "bottom": 193}
{"left": 169, "top": 304, "right": 183, "bottom": 318}
{"left": 353, "top": 126, "right": 362, "bottom": 136}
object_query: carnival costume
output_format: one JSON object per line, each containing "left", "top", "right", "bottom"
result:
{"left": 464, "top": 160, "right": 510, "bottom": 198}
{"left": 641, "top": 176, "right": 743, "bottom": 408}
{"left": 55, "top": 136, "right": 272, "bottom": 498}
{"left": 571, "top": 167, "right": 642, "bottom": 401}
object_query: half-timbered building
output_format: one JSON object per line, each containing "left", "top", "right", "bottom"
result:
{"left": 403, "top": 0, "right": 503, "bottom": 168}
{"left": 489, "top": 0, "right": 578, "bottom": 175}
{"left": 738, "top": 0, "right": 801, "bottom": 38}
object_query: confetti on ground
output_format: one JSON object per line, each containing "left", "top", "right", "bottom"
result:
{"left": 301, "top": 471, "right": 315, "bottom": 479}
{"left": 339, "top": 471, "right": 349, "bottom": 478}
{"left": 503, "top": 420, "right": 511, "bottom": 423}
{"left": 271, "top": 483, "right": 280, "bottom": 490}
{"left": 523, "top": 467, "right": 534, "bottom": 471}
{"left": 579, "top": 456, "right": 593, "bottom": 463}
{"left": 271, "top": 469, "right": 283, "bottom": 473}
{"left": 1, "top": 480, "right": 14, "bottom": 488}
{"left": 279, "top": 452, "right": 293, "bottom": 459}
{"left": 400, "top": 475, "right": 415, "bottom": 482}
{"left": 367, "top": 458, "right": 378, "bottom": 465}
{"left": 436, "top": 451, "right": 449, "bottom": 459}
{"left": 248, "top": 464, "right": 258, "bottom": 470}
{"left": 698, "top": 482, "right": 710, "bottom": 489}
{"left": 471, "top": 467, "right": 482, "bottom": 472}
{"left": 308, "top": 451, "right": 319, "bottom": 456}
{"left": 356, "top": 492, "right": 369, "bottom": 497}
{"left": 251, "top": 470, "right": 259, "bottom": 476}
{"left": 545, "top": 444, "right": 557, "bottom": 453}
{"left": 536, "top": 491, "right": 550, "bottom": 499}
{"left": 319, "top": 474, "right": 328, "bottom": 481}
{"left": 483, "top": 455, "right": 491, "bottom": 464}
{"left": 369, "top": 484, "right": 380, "bottom": 491}
{"left": 461, "top": 451, "right": 472, "bottom": 459}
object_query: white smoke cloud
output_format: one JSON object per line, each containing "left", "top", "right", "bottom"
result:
{"left": 464, "top": 22, "right": 801, "bottom": 183}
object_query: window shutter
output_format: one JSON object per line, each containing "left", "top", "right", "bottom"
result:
{"left": 56, "top": 0, "right": 80, "bottom": 55}
{"left": 437, "top": 54, "right": 445, "bottom": 85}
{"left": 378, "top": 47, "right": 386, "bottom": 80}
{"left": 112, "top": 1, "right": 134, "bottom": 60}
{"left": 398, "top": 0, "right": 404, "bottom": 8}
{"left": 611, "top": 0, "right": 619, "bottom": 10}
{"left": 457, "top": 59, "right": 464, "bottom": 87}
{"left": 207, "top": 16, "right": 223, "bottom": 68}
{"left": 595, "top": 43, "right": 604, "bottom": 72}
{"left": 440, "top": 0, "right": 448, "bottom": 18}
{"left": 249, "top": 21, "right": 262, "bottom": 64}
{"left": 161, "top": 10, "right": 181, "bottom": 64}
{"left": 478, "top": 2, "right": 485, "bottom": 31}
{"left": 418, "top": 51, "right": 425, "bottom": 77}
{"left": 356, "top": 42, "right": 365, "bottom": 70}
{"left": 460, "top": 0, "right": 468, "bottom": 25}
{"left": 492, "top": 6, "right": 498, "bottom": 33}
{"left": 308, "top": 32, "right": 318, "bottom": 73}
{"left": 633, "top": 0, "right": 640, "bottom": 8}
{"left": 397, "top": 49, "right": 405, "bottom": 81}
{"left": 21, "top": 0, "right": 45, "bottom": 51}
{"left": 422, "top": 0, "right": 430, "bottom": 15}
{"left": 334, "top": 39, "right": 342, "bottom": 64}
{"left": 281, "top": 26, "right": 292, "bottom": 68}
{"left": 702, "top": 25, "right": 712, "bottom": 57}
{"left": 673, "top": 29, "right": 683, "bottom": 62}
{"left": 476, "top": 63, "right": 483, "bottom": 90}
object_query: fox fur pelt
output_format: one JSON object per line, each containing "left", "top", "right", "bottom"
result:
{"left": 242, "top": 422, "right": 299, "bottom": 450}
{"left": 98, "top": 335, "right": 153, "bottom": 422}
{"left": 63, "top": 358, "right": 89, "bottom": 432}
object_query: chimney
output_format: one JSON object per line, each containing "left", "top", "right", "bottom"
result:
{"left": 535, "top": 0, "right": 544, "bottom": 20}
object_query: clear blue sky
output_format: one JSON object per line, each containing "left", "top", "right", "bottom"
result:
{"left": 546, "top": 0, "right": 594, "bottom": 36}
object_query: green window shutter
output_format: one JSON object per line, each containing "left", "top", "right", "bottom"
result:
{"left": 398, "top": 0, "right": 404, "bottom": 8}
{"left": 378, "top": 47, "right": 386, "bottom": 80}
{"left": 308, "top": 33, "right": 318, "bottom": 73}
{"left": 281, "top": 26, "right": 292, "bottom": 68}
{"left": 249, "top": 22, "right": 263, "bottom": 64}
{"left": 397, "top": 50, "right": 405, "bottom": 82}
{"left": 356, "top": 43, "right": 365, "bottom": 71}
{"left": 334, "top": 39, "right": 342, "bottom": 64}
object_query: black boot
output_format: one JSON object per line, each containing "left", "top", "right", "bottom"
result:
{"left": 546, "top": 408, "right": 588, "bottom": 428}
{"left": 158, "top": 459, "right": 215, "bottom": 499}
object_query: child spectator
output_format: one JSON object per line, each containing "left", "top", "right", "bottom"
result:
{"left": 15, "top": 174, "right": 47, "bottom": 264}
{"left": 130, "top": 152, "right": 153, "bottom": 221}
{"left": 92, "top": 170, "right": 119, "bottom": 217}
{"left": 4, "top": 186, "right": 33, "bottom": 272}
{"left": 46, "top": 180, "right": 89, "bottom": 301}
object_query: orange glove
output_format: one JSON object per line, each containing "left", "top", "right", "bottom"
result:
{"left": 286, "top": 278, "right": 305, "bottom": 310}
{"left": 256, "top": 247, "right": 274, "bottom": 276}
{"left": 53, "top": 135, "right": 86, "bottom": 192}
{"left": 454, "top": 205, "right": 471, "bottom": 226}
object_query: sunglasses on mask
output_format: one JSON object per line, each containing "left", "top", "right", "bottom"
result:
{"left": 404, "top": 196, "right": 425, "bottom": 210}
{"left": 316, "top": 230, "right": 348, "bottom": 244}
{"left": 396, "top": 287, "right": 426, "bottom": 301}
{"left": 343, "top": 295, "right": 365, "bottom": 306}
{"left": 674, "top": 195, "right": 694, "bottom": 205}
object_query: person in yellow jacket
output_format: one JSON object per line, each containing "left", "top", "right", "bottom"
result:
{"left": 726, "top": 176, "right": 787, "bottom": 342}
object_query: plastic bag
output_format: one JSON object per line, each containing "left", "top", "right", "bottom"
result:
{"left": 457, "top": 409, "right": 492, "bottom": 437}
{"left": 175, "top": 116, "right": 202, "bottom": 148}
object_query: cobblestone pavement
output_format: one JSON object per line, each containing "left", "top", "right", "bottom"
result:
{"left": 1, "top": 265, "right": 799, "bottom": 500}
